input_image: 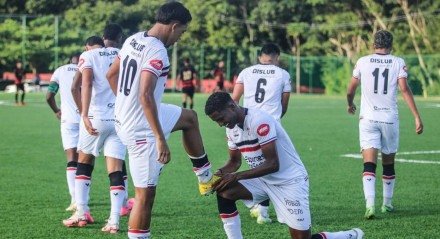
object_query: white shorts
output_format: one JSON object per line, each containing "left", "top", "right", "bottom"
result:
{"left": 77, "top": 118, "right": 126, "bottom": 160}
{"left": 60, "top": 122, "right": 79, "bottom": 150}
{"left": 128, "top": 104, "right": 181, "bottom": 188}
{"left": 359, "top": 118, "right": 399, "bottom": 154}
{"left": 240, "top": 175, "right": 311, "bottom": 230}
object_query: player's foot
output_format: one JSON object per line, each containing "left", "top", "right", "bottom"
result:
{"left": 65, "top": 202, "right": 77, "bottom": 212}
{"left": 250, "top": 205, "right": 272, "bottom": 224}
{"left": 364, "top": 206, "right": 375, "bottom": 219}
{"left": 120, "top": 198, "right": 135, "bottom": 216}
{"left": 199, "top": 175, "right": 220, "bottom": 195}
{"left": 249, "top": 205, "right": 259, "bottom": 218}
{"left": 352, "top": 228, "right": 364, "bottom": 239}
{"left": 102, "top": 221, "right": 119, "bottom": 234}
{"left": 62, "top": 212, "right": 94, "bottom": 227}
{"left": 381, "top": 204, "right": 394, "bottom": 213}
{"left": 256, "top": 215, "right": 272, "bottom": 224}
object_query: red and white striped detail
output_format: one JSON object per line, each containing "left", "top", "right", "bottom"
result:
{"left": 363, "top": 172, "right": 375, "bottom": 177}
{"left": 319, "top": 232, "right": 328, "bottom": 239}
{"left": 239, "top": 145, "right": 261, "bottom": 153}
{"left": 192, "top": 162, "right": 211, "bottom": 172}
{"left": 110, "top": 185, "right": 125, "bottom": 191}
{"left": 219, "top": 210, "right": 239, "bottom": 219}
{"left": 128, "top": 228, "right": 150, "bottom": 234}
{"left": 75, "top": 175, "right": 91, "bottom": 180}
{"left": 66, "top": 167, "right": 77, "bottom": 171}
{"left": 382, "top": 175, "right": 395, "bottom": 179}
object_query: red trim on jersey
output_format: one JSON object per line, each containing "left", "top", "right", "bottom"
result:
{"left": 239, "top": 145, "right": 261, "bottom": 153}
{"left": 110, "top": 186, "right": 125, "bottom": 191}
{"left": 66, "top": 167, "right": 77, "bottom": 171}
{"left": 141, "top": 69, "right": 159, "bottom": 77}
{"left": 219, "top": 210, "right": 239, "bottom": 219}
{"left": 363, "top": 172, "right": 375, "bottom": 177}
{"left": 382, "top": 175, "right": 395, "bottom": 179}
{"left": 260, "top": 137, "right": 277, "bottom": 146}
{"left": 75, "top": 175, "right": 91, "bottom": 180}
{"left": 128, "top": 229, "right": 150, "bottom": 234}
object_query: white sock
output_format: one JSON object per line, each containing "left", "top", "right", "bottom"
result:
{"left": 109, "top": 186, "right": 125, "bottom": 224}
{"left": 66, "top": 166, "right": 76, "bottom": 204}
{"left": 258, "top": 205, "right": 269, "bottom": 218}
{"left": 221, "top": 212, "right": 242, "bottom": 239}
{"left": 362, "top": 172, "right": 375, "bottom": 207}
{"left": 75, "top": 175, "right": 91, "bottom": 214}
{"left": 319, "top": 229, "right": 359, "bottom": 239}
{"left": 382, "top": 175, "right": 395, "bottom": 206}
{"left": 128, "top": 229, "right": 150, "bottom": 239}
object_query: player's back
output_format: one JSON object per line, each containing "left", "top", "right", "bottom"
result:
{"left": 51, "top": 63, "right": 79, "bottom": 123}
{"left": 354, "top": 54, "right": 407, "bottom": 122}
{"left": 79, "top": 47, "right": 119, "bottom": 119}
{"left": 115, "top": 32, "right": 170, "bottom": 145}
{"left": 237, "top": 64, "right": 291, "bottom": 120}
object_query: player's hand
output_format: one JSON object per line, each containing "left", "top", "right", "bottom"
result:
{"left": 213, "top": 172, "right": 238, "bottom": 192}
{"left": 83, "top": 116, "right": 98, "bottom": 136}
{"left": 415, "top": 117, "right": 424, "bottom": 134}
{"left": 156, "top": 139, "right": 171, "bottom": 164}
{"left": 347, "top": 104, "right": 357, "bottom": 114}
{"left": 55, "top": 110, "right": 62, "bottom": 120}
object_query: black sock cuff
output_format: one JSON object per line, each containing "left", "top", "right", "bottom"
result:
{"left": 259, "top": 199, "right": 270, "bottom": 207}
{"left": 311, "top": 234, "right": 324, "bottom": 239}
{"left": 76, "top": 163, "right": 94, "bottom": 177}
{"left": 363, "top": 162, "right": 377, "bottom": 173}
{"left": 217, "top": 194, "right": 237, "bottom": 214}
{"left": 67, "top": 161, "right": 78, "bottom": 168}
{"left": 109, "top": 171, "right": 124, "bottom": 187}
{"left": 190, "top": 154, "right": 209, "bottom": 168}
{"left": 383, "top": 163, "right": 395, "bottom": 176}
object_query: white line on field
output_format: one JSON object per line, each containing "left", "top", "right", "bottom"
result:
{"left": 341, "top": 150, "right": 440, "bottom": 165}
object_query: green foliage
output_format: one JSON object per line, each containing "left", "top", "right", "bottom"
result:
{"left": 321, "top": 58, "right": 353, "bottom": 95}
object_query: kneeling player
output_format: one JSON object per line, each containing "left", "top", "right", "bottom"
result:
{"left": 205, "top": 92, "right": 364, "bottom": 239}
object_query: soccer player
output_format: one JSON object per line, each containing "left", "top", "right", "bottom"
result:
{"left": 14, "top": 61, "right": 25, "bottom": 105}
{"left": 213, "top": 60, "right": 226, "bottom": 92}
{"left": 71, "top": 23, "right": 134, "bottom": 217}
{"left": 232, "top": 43, "right": 291, "bottom": 224}
{"left": 62, "top": 36, "right": 126, "bottom": 234}
{"left": 178, "top": 58, "right": 198, "bottom": 109}
{"left": 106, "top": 2, "right": 216, "bottom": 239}
{"left": 347, "top": 30, "right": 424, "bottom": 219}
{"left": 46, "top": 53, "right": 81, "bottom": 212}
{"left": 205, "top": 92, "right": 364, "bottom": 239}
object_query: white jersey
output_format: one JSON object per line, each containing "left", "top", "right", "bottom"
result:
{"left": 114, "top": 32, "right": 170, "bottom": 145}
{"left": 50, "top": 63, "right": 80, "bottom": 123}
{"left": 236, "top": 64, "right": 291, "bottom": 120}
{"left": 226, "top": 108, "right": 307, "bottom": 185}
{"left": 353, "top": 53, "right": 407, "bottom": 123}
{"left": 78, "top": 47, "right": 119, "bottom": 119}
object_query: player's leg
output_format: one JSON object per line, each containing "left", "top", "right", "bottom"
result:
{"left": 65, "top": 148, "right": 78, "bottom": 211}
{"left": 19, "top": 84, "right": 25, "bottom": 105}
{"left": 250, "top": 199, "right": 272, "bottom": 224}
{"left": 120, "top": 161, "right": 134, "bottom": 216}
{"left": 359, "top": 119, "right": 380, "bottom": 219}
{"left": 311, "top": 228, "right": 364, "bottom": 239}
{"left": 182, "top": 90, "right": 188, "bottom": 108}
{"left": 15, "top": 85, "right": 19, "bottom": 104}
{"left": 188, "top": 87, "right": 195, "bottom": 109}
{"left": 380, "top": 122, "right": 399, "bottom": 213}
{"left": 167, "top": 104, "right": 216, "bottom": 194}
{"left": 102, "top": 156, "right": 124, "bottom": 233}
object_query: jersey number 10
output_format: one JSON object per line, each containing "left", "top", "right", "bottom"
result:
{"left": 372, "top": 68, "right": 389, "bottom": 94}
{"left": 119, "top": 56, "right": 137, "bottom": 96}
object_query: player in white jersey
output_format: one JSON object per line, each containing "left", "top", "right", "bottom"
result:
{"left": 106, "top": 3, "right": 216, "bottom": 239}
{"left": 62, "top": 36, "right": 126, "bottom": 234}
{"left": 205, "top": 92, "right": 364, "bottom": 239}
{"left": 347, "top": 30, "right": 423, "bottom": 219}
{"left": 232, "top": 43, "right": 291, "bottom": 224}
{"left": 46, "top": 53, "right": 81, "bottom": 212}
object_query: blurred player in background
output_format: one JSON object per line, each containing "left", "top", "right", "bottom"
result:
{"left": 178, "top": 58, "right": 199, "bottom": 109}
{"left": 71, "top": 23, "right": 133, "bottom": 217}
{"left": 232, "top": 43, "right": 291, "bottom": 224}
{"left": 106, "top": 2, "right": 217, "bottom": 239}
{"left": 14, "top": 61, "right": 25, "bottom": 105}
{"left": 62, "top": 36, "right": 126, "bottom": 234}
{"left": 205, "top": 92, "right": 364, "bottom": 239}
{"left": 46, "top": 53, "right": 81, "bottom": 212}
{"left": 213, "top": 60, "right": 226, "bottom": 92}
{"left": 347, "top": 30, "right": 423, "bottom": 219}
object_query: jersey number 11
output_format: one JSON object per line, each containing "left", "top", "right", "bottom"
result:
{"left": 372, "top": 68, "right": 389, "bottom": 94}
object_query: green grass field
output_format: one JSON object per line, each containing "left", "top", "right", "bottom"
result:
{"left": 0, "top": 92, "right": 439, "bottom": 239}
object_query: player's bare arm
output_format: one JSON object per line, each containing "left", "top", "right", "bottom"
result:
{"left": 347, "top": 77, "right": 359, "bottom": 114}
{"left": 71, "top": 71, "right": 83, "bottom": 113}
{"left": 81, "top": 68, "right": 98, "bottom": 136}
{"left": 106, "top": 57, "right": 120, "bottom": 95}
{"left": 281, "top": 92, "right": 290, "bottom": 118}
{"left": 231, "top": 83, "right": 244, "bottom": 103}
{"left": 139, "top": 70, "right": 170, "bottom": 164}
{"left": 46, "top": 82, "right": 61, "bottom": 120}
{"left": 215, "top": 149, "right": 242, "bottom": 176}
{"left": 398, "top": 77, "right": 424, "bottom": 134}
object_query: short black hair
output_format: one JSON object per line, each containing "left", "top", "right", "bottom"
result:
{"left": 205, "top": 92, "right": 233, "bottom": 115}
{"left": 155, "top": 2, "right": 192, "bottom": 25}
{"left": 85, "top": 36, "right": 104, "bottom": 47}
{"left": 103, "top": 23, "right": 123, "bottom": 41}
{"left": 374, "top": 30, "right": 393, "bottom": 49}
{"left": 259, "top": 43, "right": 280, "bottom": 56}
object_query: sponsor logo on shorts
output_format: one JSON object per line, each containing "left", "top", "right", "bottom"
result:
{"left": 257, "top": 124, "right": 270, "bottom": 136}
{"left": 150, "top": 59, "right": 163, "bottom": 70}
{"left": 284, "top": 198, "right": 301, "bottom": 207}
{"left": 107, "top": 103, "right": 115, "bottom": 108}
{"left": 288, "top": 208, "right": 303, "bottom": 215}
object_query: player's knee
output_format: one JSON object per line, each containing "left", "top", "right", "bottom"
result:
{"left": 182, "top": 108, "right": 198, "bottom": 126}
{"left": 363, "top": 162, "right": 376, "bottom": 173}
{"left": 217, "top": 194, "right": 237, "bottom": 214}
{"left": 108, "top": 171, "right": 124, "bottom": 187}
{"left": 76, "top": 163, "right": 94, "bottom": 177}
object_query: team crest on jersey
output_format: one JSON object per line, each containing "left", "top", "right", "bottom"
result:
{"left": 150, "top": 59, "right": 163, "bottom": 70}
{"left": 257, "top": 124, "right": 270, "bottom": 136}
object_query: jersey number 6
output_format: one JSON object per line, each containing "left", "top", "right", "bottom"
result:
{"left": 255, "top": 78, "right": 267, "bottom": 103}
